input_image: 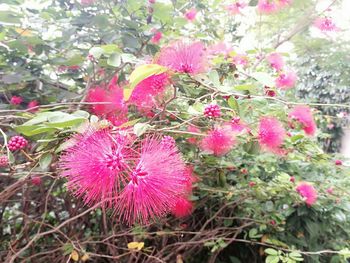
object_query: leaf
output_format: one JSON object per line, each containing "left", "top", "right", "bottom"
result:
{"left": 234, "top": 84, "right": 255, "bottom": 91}
{"left": 71, "top": 250, "right": 79, "bottom": 261}
{"left": 118, "top": 118, "right": 140, "bottom": 128}
{"left": 227, "top": 97, "right": 240, "bottom": 113}
{"left": 265, "top": 248, "right": 278, "bottom": 256}
{"left": 89, "top": 47, "right": 103, "bottom": 58}
{"left": 126, "top": 64, "right": 167, "bottom": 100}
{"left": 208, "top": 70, "right": 220, "bottom": 87}
{"left": 127, "top": 242, "right": 144, "bottom": 251}
{"left": 39, "top": 153, "right": 53, "bottom": 170}
{"left": 133, "top": 123, "right": 151, "bottom": 137}
{"left": 252, "top": 72, "right": 275, "bottom": 87}
{"left": 14, "top": 28, "right": 34, "bottom": 37}
{"left": 107, "top": 53, "right": 121, "bottom": 67}
{"left": 265, "top": 255, "right": 280, "bottom": 263}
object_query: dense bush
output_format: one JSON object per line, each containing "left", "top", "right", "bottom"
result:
{"left": 0, "top": 1, "right": 349, "bottom": 263}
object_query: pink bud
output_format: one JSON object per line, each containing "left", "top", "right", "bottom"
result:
{"left": 31, "top": 176, "right": 41, "bottom": 186}
{"left": 335, "top": 160, "right": 342, "bottom": 166}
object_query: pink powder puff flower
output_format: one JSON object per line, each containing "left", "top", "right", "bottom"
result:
{"left": 172, "top": 197, "right": 193, "bottom": 218}
{"left": 226, "top": 1, "right": 247, "bottom": 15}
{"left": 114, "top": 136, "right": 187, "bottom": 224}
{"left": 185, "top": 8, "right": 197, "bottom": 21}
{"left": 257, "top": 0, "right": 278, "bottom": 14}
{"left": 10, "top": 96, "right": 23, "bottom": 105}
{"left": 201, "top": 125, "right": 236, "bottom": 156}
{"left": 59, "top": 127, "right": 132, "bottom": 206}
{"left": 156, "top": 40, "right": 207, "bottom": 74}
{"left": 232, "top": 54, "right": 248, "bottom": 67}
{"left": 267, "top": 53, "right": 284, "bottom": 71}
{"left": 313, "top": 17, "right": 339, "bottom": 32}
{"left": 27, "top": 100, "right": 39, "bottom": 112}
{"left": 187, "top": 125, "right": 201, "bottom": 145}
{"left": 258, "top": 117, "right": 286, "bottom": 153}
{"left": 129, "top": 73, "right": 169, "bottom": 114}
{"left": 288, "top": 106, "right": 316, "bottom": 136}
{"left": 86, "top": 75, "right": 128, "bottom": 126}
{"left": 151, "top": 30, "right": 162, "bottom": 44}
{"left": 275, "top": 71, "right": 297, "bottom": 90}
{"left": 296, "top": 182, "right": 318, "bottom": 206}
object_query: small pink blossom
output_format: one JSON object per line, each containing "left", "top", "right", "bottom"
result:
{"left": 335, "top": 160, "right": 342, "bottom": 166}
{"left": 31, "top": 176, "right": 42, "bottom": 186}
{"left": 257, "top": 0, "right": 278, "bottom": 14}
{"left": 288, "top": 106, "right": 317, "bottom": 136}
{"left": 232, "top": 54, "right": 248, "bottom": 67}
{"left": 201, "top": 125, "right": 236, "bottom": 156}
{"left": 226, "top": 1, "right": 247, "bottom": 15}
{"left": 10, "top": 96, "right": 23, "bottom": 105}
{"left": 185, "top": 8, "right": 197, "bottom": 21}
{"left": 290, "top": 176, "right": 295, "bottom": 183}
{"left": 156, "top": 40, "right": 207, "bottom": 74}
{"left": 0, "top": 156, "right": 9, "bottom": 167}
{"left": 296, "top": 182, "right": 318, "bottom": 206}
{"left": 27, "top": 100, "right": 39, "bottom": 112}
{"left": 275, "top": 71, "right": 297, "bottom": 90}
{"left": 204, "top": 104, "right": 221, "bottom": 118}
{"left": 249, "top": 181, "right": 256, "bottom": 187}
{"left": 326, "top": 187, "right": 334, "bottom": 195}
{"left": 267, "top": 53, "right": 284, "bottom": 71}
{"left": 314, "top": 17, "right": 339, "bottom": 32}
{"left": 149, "top": 0, "right": 156, "bottom": 4}
{"left": 258, "top": 117, "right": 286, "bottom": 153}
{"left": 151, "top": 30, "right": 162, "bottom": 44}
{"left": 172, "top": 197, "right": 193, "bottom": 218}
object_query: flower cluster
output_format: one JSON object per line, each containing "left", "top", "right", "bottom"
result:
{"left": 8, "top": 136, "right": 28, "bottom": 151}
{"left": 59, "top": 127, "right": 192, "bottom": 224}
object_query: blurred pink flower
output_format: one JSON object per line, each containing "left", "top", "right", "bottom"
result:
{"left": 275, "top": 71, "right": 297, "bottom": 89}
{"left": 289, "top": 106, "right": 317, "bottom": 136}
{"left": 258, "top": 117, "right": 286, "bottom": 153}
{"left": 114, "top": 136, "right": 187, "bottom": 224}
{"left": 226, "top": 1, "right": 247, "bottom": 15}
{"left": 314, "top": 17, "right": 339, "bottom": 32}
{"left": 187, "top": 125, "right": 201, "bottom": 145}
{"left": 185, "top": 8, "right": 197, "bottom": 21}
{"left": 156, "top": 40, "right": 207, "bottom": 74}
{"left": 201, "top": 125, "right": 236, "bottom": 156}
{"left": 335, "top": 160, "right": 342, "bottom": 166}
{"left": 151, "top": 30, "right": 162, "bottom": 44}
{"left": 296, "top": 182, "right": 318, "bottom": 206}
{"left": 172, "top": 197, "right": 193, "bottom": 218}
{"left": 10, "top": 96, "right": 23, "bottom": 105}
{"left": 207, "top": 42, "right": 232, "bottom": 57}
{"left": 277, "top": 0, "right": 293, "bottom": 8}
{"left": 81, "top": 0, "right": 94, "bottom": 5}
{"left": 267, "top": 53, "right": 284, "bottom": 71}
{"left": 232, "top": 54, "right": 248, "bottom": 67}
{"left": 27, "top": 100, "right": 39, "bottom": 112}
{"left": 129, "top": 73, "right": 169, "bottom": 115}
{"left": 257, "top": 0, "right": 278, "bottom": 14}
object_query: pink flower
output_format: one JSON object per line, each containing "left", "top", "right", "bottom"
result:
{"left": 10, "top": 96, "right": 23, "bottom": 105}
{"left": 114, "top": 136, "right": 188, "bottom": 224}
{"left": 290, "top": 176, "right": 295, "bottom": 183}
{"left": 185, "top": 8, "right": 197, "bottom": 21}
{"left": 8, "top": 136, "right": 28, "bottom": 151}
{"left": 0, "top": 155, "right": 9, "bottom": 167}
{"left": 314, "top": 17, "right": 339, "bottom": 32}
{"left": 226, "top": 1, "right": 247, "bottom": 15}
{"left": 249, "top": 181, "right": 256, "bottom": 187}
{"left": 187, "top": 125, "right": 201, "bottom": 145}
{"left": 201, "top": 125, "right": 236, "bottom": 156}
{"left": 156, "top": 40, "right": 207, "bottom": 74}
{"left": 275, "top": 71, "right": 297, "bottom": 90}
{"left": 232, "top": 54, "right": 248, "bottom": 67}
{"left": 257, "top": 0, "right": 278, "bottom": 14}
{"left": 288, "top": 106, "right": 317, "bottom": 136}
{"left": 207, "top": 42, "right": 232, "bottom": 57}
{"left": 258, "top": 117, "right": 286, "bottom": 153}
{"left": 86, "top": 75, "right": 128, "bottom": 126}
{"left": 31, "top": 176, "right": 42, "bottom": 186}
{"left": 60, "top": 127, "right": 132, "bottom": 206}
{"left": 296, "top": 182, "right": 318, "bottom": 206}
{"left": 161, "top": 135, "right": 176, "bottom": 149}
{"left": 204, "top": 104, "right": 221, "bottom": 118}
{"left": 326, "top": 187, "right": 334, "bottom": 195}
{"left": 149, "top": 0, "right": 156, "bottom": 3}
{"left": 172, "top": 197, "right": 193, "bottom": 218}
{"left": 335, "top": 160, "right": 342, "bottom": 166}
{"left": 267, "top": 53, "right": 284, "bottom": 71}
{"left": 151, "top": 30, "right": 162, "bottom": 44}
{"left": 129, "top": 73, "right": 169, "bottom": 115}
{"left": 27, "top": 100, "right": 39, "bottom": 112}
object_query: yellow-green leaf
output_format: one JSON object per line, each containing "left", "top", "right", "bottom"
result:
{"left": 127, "top": 242, "right": 144, "bottom": 251}
{"left": 71, "top": 250, "right": 79, "bottom": 261}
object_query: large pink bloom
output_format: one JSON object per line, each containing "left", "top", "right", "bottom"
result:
{"left": 59, "top": 127, "right": 132, "bottom": 206}
{"left": 313, "top": 17, "right": 339, "bottom": 32}
{"left": 86, "top": 75, "right": 128, "bottom": 126}
{"left": 172, "top": 197, "right": 193, "bottom": 218}
{"left": 258, "top": 117, "right": 286, "bottom": 153}
{"left": 114, "top": 136, "right": 188, "bottom": 224}
{"left": 129, "top": 73, "right": 169, "bottom": 114}
{"left": 289, "top": 106, "right": 317, "bottom": 136}
{"left": 156, "top": 40, "right": 207, "bottom": 74}
{"left": 267, "top": 53, "right": 284, "bottom": 71}
{"left": 201, "top": 125, "right": 236, "bottom": 156}
{"left": 275, "top": 71, "right": 297, "bottom": 90}
{"left": 296, "top": 182, "right": 318, "bottom": 206}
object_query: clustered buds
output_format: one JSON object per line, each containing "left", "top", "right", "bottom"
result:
{"left": 204, "top": 104, "right": 221, "bottom": 118}
{"left": 0, "top": 156, "right": 9, "bottom": 167}
{"left": 8, "top": 136, "right": 28, "bottom": 151}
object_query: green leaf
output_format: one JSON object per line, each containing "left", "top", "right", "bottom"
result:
{"left": 234, "top": 84, "right": 255, "bottom": 91}
{"left": 89, "top": 47, "right": 103, "bottom": 59}
{"left": 107, "top": 53, "right": 121, "bottom": 67}
{"left": 101, "top": 44, "right": 120, "bottom": 54}
{"left": 208, "top": 70, "right": 220, "bottom": 87}
{"left": 133, "top": 123, "right": 151, "bottom": 137}
{"left": 252, "top": 72, "right": 275, "bottom": 87}
{"left": 266, "top": 255, "right": 280, "bottom": 263}
{"left": 39, "top": 153, "right": 53, "bottom": 170}
{"left": 265, "top": 248, "right": 279, "bottom": 256}
{"left": 227, "top": 97, "right": 240, "bottom": 114}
